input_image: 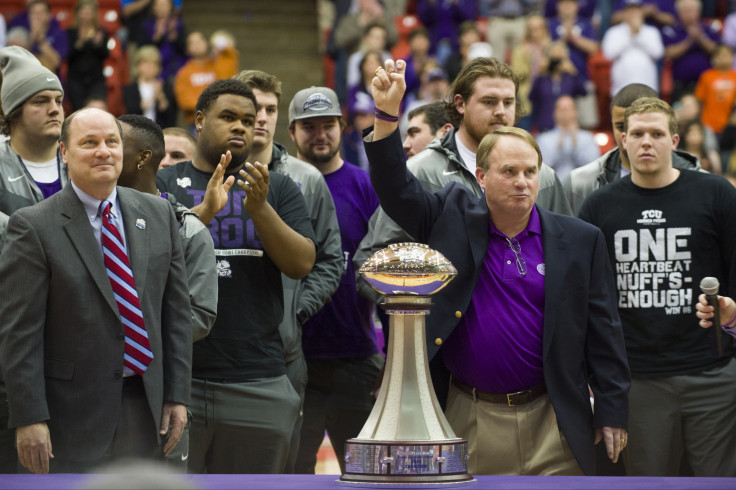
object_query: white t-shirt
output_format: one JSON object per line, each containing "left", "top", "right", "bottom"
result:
{"left": 455, "top": 133, "right": 477, "bottom": 175}
{"left": 22, "top": 157, "right": 58, "bottom": 183}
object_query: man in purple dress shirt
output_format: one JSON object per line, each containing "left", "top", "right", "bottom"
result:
{"left": 364, "top": 59, "right": 630, "bottom": 475}
{"left": 288, "top": 86, "right": 383, "bottom": 474}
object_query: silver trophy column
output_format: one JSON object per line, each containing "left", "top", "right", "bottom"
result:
{"left": 341, "top": 243, "right": 472, "bottom": 484}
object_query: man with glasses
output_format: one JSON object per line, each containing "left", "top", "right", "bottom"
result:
{"left": 364, "top": 59, "right": 631, "bottom": 476}
{"left": 355, "top": 55, "right": 571, "bottom": 306}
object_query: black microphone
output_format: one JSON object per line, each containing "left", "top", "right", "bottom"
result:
{"left": 699, "top": 277, "right": 723, "bottom": 356}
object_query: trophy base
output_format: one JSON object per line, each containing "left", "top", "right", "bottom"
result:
{"left": 340, "top": 439, "right": 472, "bottom": 485}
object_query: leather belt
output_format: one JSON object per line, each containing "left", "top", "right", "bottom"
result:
{"left": 451, "top": 377, "right": 546, "bottom": 407}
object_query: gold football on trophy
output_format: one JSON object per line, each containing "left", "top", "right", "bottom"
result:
{"left": 359, "top": 243, "right": 457, "bottom": 296}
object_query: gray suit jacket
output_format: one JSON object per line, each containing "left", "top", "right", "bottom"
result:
{"left": 0, "top": 185, "right": 192, "bottom": 462}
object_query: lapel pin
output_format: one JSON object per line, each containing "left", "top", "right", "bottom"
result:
{"left": 136, "top": 219, "right": 146, "bottom": 230}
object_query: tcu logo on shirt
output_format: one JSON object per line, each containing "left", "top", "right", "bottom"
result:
{"left": 187, "top": 189, "right": 263, "bottom": 249}
{"left": 637, "top": 210, "right": 666, "bottom": 226}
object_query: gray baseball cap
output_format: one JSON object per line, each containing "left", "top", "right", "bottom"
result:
{"left": 288, "top": 86, "right": 343, "bottom": 125}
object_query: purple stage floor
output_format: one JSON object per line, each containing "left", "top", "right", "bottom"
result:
{"left": 1, "top": 474, "right": 736, "bottom": 490}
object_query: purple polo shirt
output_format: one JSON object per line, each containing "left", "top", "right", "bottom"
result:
{"left": 442, "top": 206, "right": 545, "bottom": 394}
{"left": 662, "top": 23, "right": 720, "bottom": 84}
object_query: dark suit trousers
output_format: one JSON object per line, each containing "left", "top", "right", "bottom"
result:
{"left": 0, "top": 414, "right": 17, "bottom": 473}
{"left": 37, "top": 375, "right": 160, "bottom": 473}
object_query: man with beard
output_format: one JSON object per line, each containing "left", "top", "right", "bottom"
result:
{"left": 286, "top": 86, "right": 383, "bottom": 474}
{"left": 156, "top": 79, "right": 317, "bottom": 474}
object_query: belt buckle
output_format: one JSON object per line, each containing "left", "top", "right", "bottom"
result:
{"left": 506, "top": 389, "right": 526, "bottom": 406}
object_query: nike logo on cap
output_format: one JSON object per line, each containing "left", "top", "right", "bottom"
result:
{"left": 8, "top": 175, "right": 25, "bottom": 182}
{"left": 46, "top": 77, "right": 55, "bottom": 82}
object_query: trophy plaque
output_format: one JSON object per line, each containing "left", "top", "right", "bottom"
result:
{"left": 340, "top": 243, "right": 472, "bottom": 484}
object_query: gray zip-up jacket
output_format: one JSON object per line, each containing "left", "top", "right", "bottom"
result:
{"left": 165, "top": 193, "right": 218, "bottom": 342}
{"left": 354, "top": 128, "right": 573, "bottom": 302}
{"left": 271, "top": 142, "right": 342, "bottom": 363}
{"left": 562, "top": 147, "right": 702, "bottom": 215}
{"left": 0, "top": 140, "right": 69, "bottom": 252}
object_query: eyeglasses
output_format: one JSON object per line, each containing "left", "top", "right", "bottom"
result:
{"left": 504, "top": 237, "right": 527, "bottom": 277}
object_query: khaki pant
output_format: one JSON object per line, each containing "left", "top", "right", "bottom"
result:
{"left": 445, "top": 383, "right": 582, "bottom": 475}
{"left": 486, "top": 17, "right": 528, "bottom": 64}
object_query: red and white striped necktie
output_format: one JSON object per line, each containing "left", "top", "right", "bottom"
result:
{"left": 101, "top": 201, "right": 153, "bottom": 375}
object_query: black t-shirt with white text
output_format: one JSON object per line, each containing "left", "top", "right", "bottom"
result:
{"left": 579, "top": 170, "right": 736, "bottom": 377}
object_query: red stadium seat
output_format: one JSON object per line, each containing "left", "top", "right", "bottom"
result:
{"left": 588, "top": 49, "right": 612, "bottom": 132}
{"left": 104, "top": 35, "right": 128, "bottom": 116}
{"left": 391, "top": 14, "right": 421, "bottom": 61}
{"left": 0, "top": 0, "right": 25, "bottom": 23}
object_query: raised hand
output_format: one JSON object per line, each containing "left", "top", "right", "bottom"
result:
{"left": 371, "top": 58, "right": 407, "bottom": 118}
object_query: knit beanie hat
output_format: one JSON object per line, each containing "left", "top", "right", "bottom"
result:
{"left": 0, "top": 46, "right": 64, "bottom": 114}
